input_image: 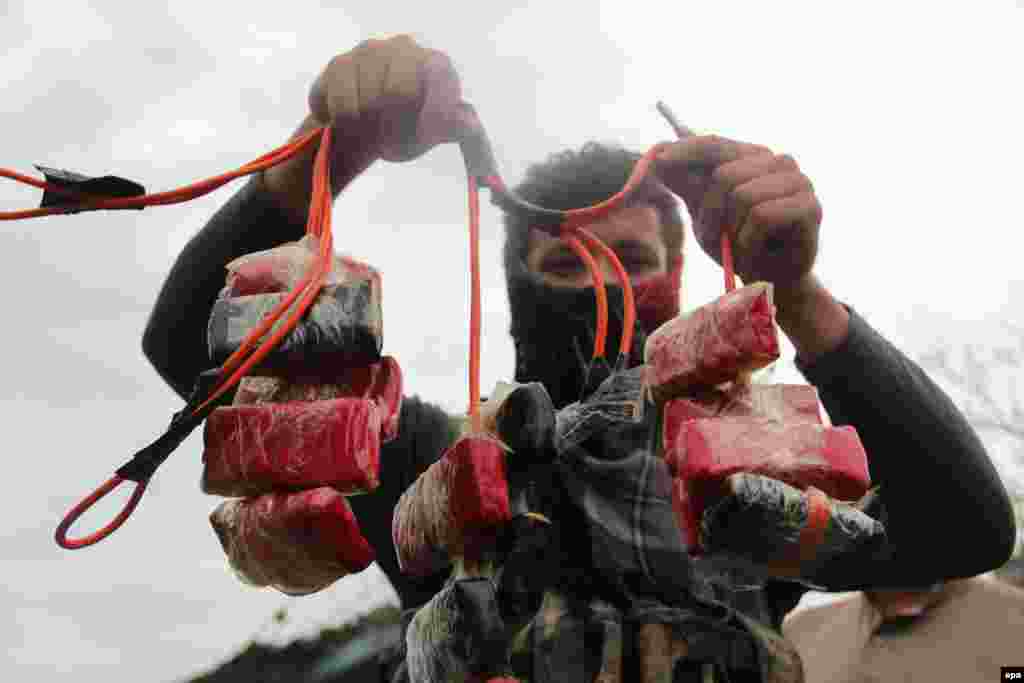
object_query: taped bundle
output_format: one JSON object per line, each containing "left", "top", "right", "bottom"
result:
{"left": 648, "top": 282, "right": 877, "bottom": 576}
{"left": 202, "top": 239, "right": 401, "bottom": 596}
{"left": 209, "top": 487, "right": 374, "bottom": 595}
{"left": 644, "top": 282, "right": 779, "bottom": 405}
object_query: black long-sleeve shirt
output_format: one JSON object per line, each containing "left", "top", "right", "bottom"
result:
{"left": 142, "top": 178, "right": 1016, "bottom": 623}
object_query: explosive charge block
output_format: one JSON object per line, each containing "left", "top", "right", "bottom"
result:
{"left": 210, "top": 487, "right": 374, "bottom": 596}
{"left": 393, "top": 434, "right": 510, "bottom": 576}
{"left": 644, "top": 282, "right": 779, "bottom": 405}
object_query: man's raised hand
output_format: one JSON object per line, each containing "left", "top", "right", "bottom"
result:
{"left": 654, "top": 135, "right": 823, "bottom": 291}
{"left": 309, "top": 35, "right": 474, "bottom": 163}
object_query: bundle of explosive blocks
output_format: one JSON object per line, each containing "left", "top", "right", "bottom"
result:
{"left": 392, "top": 380, "right": 557, "bottom": 682}
{"left": 644, "top": 281, "right": 878, "bottom": 577}
{"left": 198, "top": 237, "right": 402, "bottom": 596}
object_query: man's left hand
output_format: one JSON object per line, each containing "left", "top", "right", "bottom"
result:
{"left": 653, "top": 135, "right": 822, "bottom": 293}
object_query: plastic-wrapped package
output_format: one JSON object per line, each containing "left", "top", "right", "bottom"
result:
{"left": 207, "top": 279, "right": 383, "bottom": 371}
{"left": 202, "top": 397, "right": 381, "bottom": 497}
{"left": 669, "top": 417, "right": 870, "bottom": 501}
{"left": 220, "top": 235, "right": 381, "bottom": 297}
{"left": 405, "top": 577, "right": 509, "bottom": 683}
{"left": 232, "top": 355, "right": 403, "bottom": 442}
{"left": 662, "top": 383, "right": 825, "bottom": 479}
{"left": 209, "top": 487, "right": 374, "bottom": 596}
{"left": 644, "top": 282, "right": 779, "bottom": 404}
{"left": 667, "top": 416, "right": 870, "bottom": 553}
{"left": 700, "top": 473, "right": 887, "bottom": 581}
{"left": 221, "top": 238, "right": 318, "bottom": 297}
{"left": 393, "top": 434, "right": 510, "bottom": 576}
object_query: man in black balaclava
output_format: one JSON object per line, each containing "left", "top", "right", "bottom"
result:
{"left": 502, "top": 142, "right": 686, "bottom": 410}
{"left": 143, "top": 36, "right": 1016, "bottom": 682}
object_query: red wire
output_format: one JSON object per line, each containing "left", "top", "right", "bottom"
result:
{"left": 721, "top": 233, "right": 736, "bottom": 293}
{"left": 562, "top": 234, "right": 608, "bottom": 359}
{"left": 576, "top": 227, "right": 635, "bottom": 359}
{"left": 0, "top": 129, "right": 322, "bottom": 220}
{"left": 467, "top": 176, "right": 482, "bottom": 431}
{"left": 54, "top": 475, "right": 147, "bottom": 549}
{"left": 561, "top": 144, "right": 668, "bottom": 229}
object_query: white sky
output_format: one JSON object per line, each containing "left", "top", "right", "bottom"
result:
{"left": 2, "top": 1, "right": 1022, "bottom": 681}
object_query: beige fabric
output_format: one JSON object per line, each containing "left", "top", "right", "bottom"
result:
{"left": 782, "top": 575, "right": 1024, "bottom": 683}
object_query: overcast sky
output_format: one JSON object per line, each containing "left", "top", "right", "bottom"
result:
{"left": 2, "top": 1, "right": 1022, "bottom": 681}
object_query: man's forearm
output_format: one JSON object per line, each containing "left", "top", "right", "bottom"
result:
{"left": 773, "top": 274, "right": 851, "bottom": 365}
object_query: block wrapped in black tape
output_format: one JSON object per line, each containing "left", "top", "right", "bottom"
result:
{"left": 206, "top": 280, "right": 382, "bottom": 371}
{"left": 700, "top": 472, "right": 887, "bottom": 583}
{"left": 405, "top": 577, "right": 508, "bottom": 683}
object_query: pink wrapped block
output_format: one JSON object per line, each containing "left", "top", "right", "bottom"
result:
{"left": 221, "top": 236, "right": 382, "bottom": 298}
{"left": 668, "top": 417, "right": 871, "bottom": 552}
{"left": 662, "top": 384, "right": 822, "bottom": 475}
{"left": 671, "top": 418, "right": 870, "bottom": 500}
{"left": 202, "top": 398, "right": 381, "bottom": 497}
{"left": 393, "top": 435, "right": 510, "bottom": 576}
{"left": 644, "top": 282, "right": 779, "bottom": 404}
{"left": 233, "top": 356, "right": 403, "bottom": 443}
{"left": 210, "top": 487, "right": 374, "bottom": 596}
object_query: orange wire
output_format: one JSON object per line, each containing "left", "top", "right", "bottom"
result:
{"left": 576, "top": 227, "right": 635, "bottom": 358}
{"left": 562, "top": 234, "right": 608, "bottom": 359}
{"left": 561, "top": 144, "right": 668, "bottom": 229}
{"left": 721, "top": 233, "right": 736, "bottom": 293}
{"left": 0, "top": 129, "right": 322, "bottom": 220}
{"left": 467, "top": 176, "right": 482, "bottom": 431}
{"left": 197, "top": 127, "right": 334, "bottom": 413}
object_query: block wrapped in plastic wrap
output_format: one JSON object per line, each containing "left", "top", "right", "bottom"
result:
{"left": 202, "top": 397, "right": 381, "bottom": 497}
{"left": 644, "top": 282, "right": 779, "bottom": 404}
{"left": 233, "top": 355, "right": 403, "bottom": 442}
{"left": 210, "top": 487, "right": 374, "bottom": 596}
{"left": 700, "top": 473, "right": 887, "bottom": 581}
{"left": 405, "top": 577, "right": 509, "bottom": 683}
{"left": 393, "top": 434, "right": 510, "bottom": 576}
{"left": 669, "top": 417, "right": 870, "bottom": 502}
{"left": 207, "top": 280, "right": 383, "bottom": 371}
{"left": 220, "top": 235, "right": 381, "bottom": 297}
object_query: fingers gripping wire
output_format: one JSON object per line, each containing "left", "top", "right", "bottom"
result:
{"left": 655, "top": 101, "right": 735, "bottom": 293}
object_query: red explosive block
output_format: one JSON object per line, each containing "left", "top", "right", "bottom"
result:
{"left": 393, "top": 435, "right": 510, "bottom": 576}
{"left": 210, "top": 487, "right": 374, "bottom": 596}
{"left": 668, "top": 417, "right": 871, "bottom": 553}
{"left": 202, "top": 397, "right": 381, "bottom": 497}
{"left": 233, "top": 356, "right": 403, "bottom": 443}
{"left": 672, "top": 418, "right": 870, "bottom": 500}
{"left": 644, "top": 282, "right": 779, "bottom": 404}
{"left": 662, "top": 383, "right": 823, "bottom": 475}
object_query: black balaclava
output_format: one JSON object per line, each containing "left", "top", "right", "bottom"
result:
{"left": 499, "top": 143, "right": 684, "bottom": 410}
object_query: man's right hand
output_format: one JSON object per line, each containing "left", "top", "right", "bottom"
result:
{"left": 263, "top": 35, "right": 471, "bottom": 219}
{"left": 310, "top": 35, "right": 471, "bottom": 163}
